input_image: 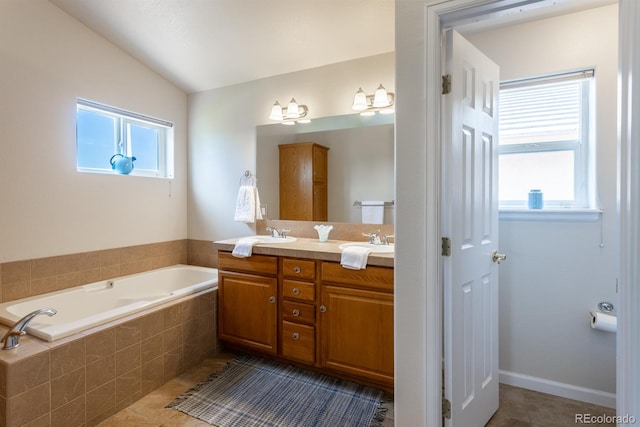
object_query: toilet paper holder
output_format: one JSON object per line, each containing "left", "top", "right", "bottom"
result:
{"left": 598, "top": 301, "right": 614, "bottom": 313}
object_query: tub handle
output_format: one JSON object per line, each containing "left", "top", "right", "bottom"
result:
{"left": 2, "top": 308, "right": 57, "bottom": 350}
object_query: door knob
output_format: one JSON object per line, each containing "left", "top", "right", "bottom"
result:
{"left": 491, "top": 250, "right": 507, "bottom": 264}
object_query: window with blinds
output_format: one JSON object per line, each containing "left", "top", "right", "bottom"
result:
{"left": 498, "top": 70, "right": 595, "bottom": 208}
{"left": 76, "top": 99, "right": 174, "bottom": 178}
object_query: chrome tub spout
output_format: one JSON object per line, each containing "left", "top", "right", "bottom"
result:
{"left": 1, "top": 308, "right": 57, "bottom": 350}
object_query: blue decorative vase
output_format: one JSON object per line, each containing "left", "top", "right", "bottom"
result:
{"left": 528, "top": 189, "right": 543, "bottom": 209}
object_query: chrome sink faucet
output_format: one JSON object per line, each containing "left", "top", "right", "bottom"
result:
{"left": 363, "top": 230, "right": 394, "bottom": 245}
{"left": 266, "top": 227, "right": 291, "bottom": 238}
{"left": 2, "top": 308, "right": 57, "bottom": 350}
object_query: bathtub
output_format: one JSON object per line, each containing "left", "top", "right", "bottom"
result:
{"left": 0, "top": 264, "right": 218, "bottom": 342}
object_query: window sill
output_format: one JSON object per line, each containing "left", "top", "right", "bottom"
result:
{"left": 499, "top": 208, "right": 602, "bottom": 222}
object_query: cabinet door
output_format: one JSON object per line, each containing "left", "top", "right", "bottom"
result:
{"left": 218, "top": 271, "right": 278, "bottom": 354}
{"left": 313, "top": 183, "right": 328, "bottom": 221}
{"left": 319, "top": 285, "right": 394, "bottom": 386}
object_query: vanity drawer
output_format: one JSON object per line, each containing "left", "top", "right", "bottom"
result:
{"left": 320, "top": 262, "right": 394, "bottom": 292}
{"left": 281, "top": 321, "right": 315, "bottom": 364}
{"left": 282, "top": 300, "right": 315, "bottom": 325}
{"left": 282, "top": 258, "right": 316, "bottom": 280}
{"left": 218, "top": 252, "right": 278, "bottom": 276}
{"left": 282, "top": 280, "right": 315, "bottom": 302}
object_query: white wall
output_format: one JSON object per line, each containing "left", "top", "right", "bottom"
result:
{"left": 0, "top": 1, "right": 188, "bottom": 263}
{"left": 187, "top": 53, "right": 394, "bottom": 240}
{"left": 466, "top": 4, "right": 618, "bottom": 396}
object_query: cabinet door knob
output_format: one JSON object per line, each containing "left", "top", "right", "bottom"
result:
{"left": 293, "top": 266, "right": 301, "bottom": 274}
{"left": 292, "top": 332, "right": 300, "bottom": 340}
{"left": 319, "top": 305, "right": 327, "bottom": 313}
{"left": 292, "top": 287, "right": 300, "bottom": 295}
{"left": 292, "top": 309, "right": 300, "bottom": 317}
{"left": 268, "top": 296, "right": 276, "bottom": 303}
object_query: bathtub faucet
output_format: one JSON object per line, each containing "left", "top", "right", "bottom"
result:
{"left": 2, "top": 308, "right": 57, "bottom": 350}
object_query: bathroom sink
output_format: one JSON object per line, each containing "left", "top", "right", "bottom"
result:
{"left": 339, "top": 242, "right": 395, "bottom": 254}
{"left": 251, "top": 235, "right": 297, "bottom": 244}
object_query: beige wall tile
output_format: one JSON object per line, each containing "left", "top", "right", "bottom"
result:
{"left": 51, "top": 395, "right": 85, "bottom": 427}
{"left": 6, "top": 382, "right": 50, "bottom": 427}
{"left": 115, "top": 366, "right": 141, "bottom": 408}
{"left": 30, "top": 276, "right": 58, "bottom": 297}
{"left": 116, "top": 320, "right": 141, "bottom": 351}
{"left": 1, "top": 261, "right": 30, "bottom": 285}
{"left": 5, "top": 353, "right": 49, "bottom": 397}
{"left": 86, "top": 355, "right": 115, "bottom": 392}
{"left": 79, "top": 251, "right": 101, "bottom": 270}
{"left": 163, "top": 326, "right": 182, "bottom": 353}
{"left": 85, "top": 380, "right": 115, "bottom": 425}
{"left": 30, "top": 257, "right": 57, "bottom": 280}
{"left": 141, "top": 357, "right": 163, "bottom": 395}
{"left": 140, "top": 312, "right": 163, "bottom": 340}
{"left": 50, "top": 368, "right": 85, "bottom": 410}
{"left": 162, "top": 348, "right": 183, "bottom": 382}
{"left": 56, "top": 254, "right": 81, "bottom": 275}
{"left": 163, "top": 305, "right": 181, "bottom": 330}
{"left": 51, "top": 338, "right": 85, "bottom": 379}
{"left": 141, "top": 335, "right": 163, "bottom": 364}
{"left": 115, "top": 344, "right": 141, "bottom": 377}
{"left": 85, "top": 328, "right": 115, "bottom": 364}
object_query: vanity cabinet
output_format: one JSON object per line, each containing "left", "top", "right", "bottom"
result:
{"left": 217, "top": 252, "right": 278, "bottom": 354}
{"left": 279, "top": 142, "right": 329, "bottom": 221}
{"left": 216, "top": 249, "right": 394, "bottom": 389}
{"left": 319, "top": 262, "right": 394, "bottom": 388}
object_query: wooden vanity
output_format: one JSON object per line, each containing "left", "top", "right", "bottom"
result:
{"left": 214, "top": 237, "right": 394, "bottom": 390}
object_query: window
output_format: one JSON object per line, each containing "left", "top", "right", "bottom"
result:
{"left": 498, "top": 70, "right": 595, "bottom": 209}
{"left": 76, "top": 99, "right": 174, "bottom": 178}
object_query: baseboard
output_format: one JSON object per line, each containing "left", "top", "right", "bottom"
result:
{"left": 499, "top": 370, "right": 616, "bottom": 409}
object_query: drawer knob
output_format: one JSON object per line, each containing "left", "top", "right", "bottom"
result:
{"left": 320, "top": 305, "right": 327, "bottom": 313}
{"left": 293, "top": 266, "right": 301, "bottom": 274}
{"left": 292, "top": 287, "right": 300, "bottom": 295}
{"left": 292, "top": 309, "right": 300, "bottom": 317}
{"left": 292, "top": 332, "right": 300, "bottom": 340}
{"left": 268, "top": 296, "right": 276, "bottom": 303}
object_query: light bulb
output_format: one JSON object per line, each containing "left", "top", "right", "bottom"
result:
{"left": 269, "top": 101, "right": 283, "bottom": 121}
{"left": 372, "top": 84, "right": 391, "bottom": 108}
{"left": 352, "top": 88, "right": 369, "bottom": 111}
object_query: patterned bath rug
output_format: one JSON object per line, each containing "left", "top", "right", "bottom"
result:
{"left": 166, "top": 354, "right": 386, "bottom": 426}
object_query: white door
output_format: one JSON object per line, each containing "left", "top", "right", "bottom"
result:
{"left": 442, "top": 29, "right": 502, "bottom": 427}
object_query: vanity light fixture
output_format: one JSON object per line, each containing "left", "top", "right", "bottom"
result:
{"left": 351, "top": 84, "right": 395, "bottom": 116}
{"left": 269, "top": 98, "right": 310, "bottom": 125}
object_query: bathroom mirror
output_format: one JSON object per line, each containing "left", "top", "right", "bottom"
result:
{"left": 256, "top": 113, "right": 394, "bottom": 224}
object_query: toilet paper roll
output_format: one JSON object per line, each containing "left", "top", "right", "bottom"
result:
{"left": 590, "top": 311, "right": 617, "bottom": 333}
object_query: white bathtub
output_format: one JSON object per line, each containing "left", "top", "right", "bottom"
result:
{"left": 0, "top": 264, "right": 218, "bottom": 342}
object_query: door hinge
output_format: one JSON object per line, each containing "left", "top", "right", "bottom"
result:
{"left": 442, "top": 397, "right": 452, "bottom": 419}
{"left": 442, "top": 237, "right": 451, "bottom": 256}
{"left": 442, "top": 74, "right": 451, "bottom": 94}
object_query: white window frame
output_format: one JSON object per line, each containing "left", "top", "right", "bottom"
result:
{"left": 498, "top": 70, "right": 595, "bottom": 213}
{"left": 76, "top": 99, "right": 174, "bottom": 179}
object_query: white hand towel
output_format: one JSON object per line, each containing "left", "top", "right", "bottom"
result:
{"left": 232, "top": 237, "right": 260, "bottom": 258}
{"left": 234, "top": 185, "right": 263, "bottom": 223}
{"left": 340, "top": 246, "right": 372, "bottom": 270}
{"left": 361, "top": 201, "right": 384, "bottom": 224}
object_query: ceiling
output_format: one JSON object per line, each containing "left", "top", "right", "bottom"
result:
{"left": 49, "top": 0, "right": 395, "bottom": 94}
{"left": 49, "top": 0, "right": 616, "bottom": 95}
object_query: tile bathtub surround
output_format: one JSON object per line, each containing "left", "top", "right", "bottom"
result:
{"left": 0, "top": 289, "right": 218, "bottom": 427}
{"left": 0, "top": 240, "right": 188, "bottom": 303}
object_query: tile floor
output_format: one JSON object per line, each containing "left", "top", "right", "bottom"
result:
{"left": 98, "top": 353, "right": 614, "bottom": 427}
{"left": 487, "top": 383, "right": 616, "bottom": 427}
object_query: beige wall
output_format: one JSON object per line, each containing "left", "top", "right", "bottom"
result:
{"left": 0, "top": 1, "right": 188, "bottom": 263}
